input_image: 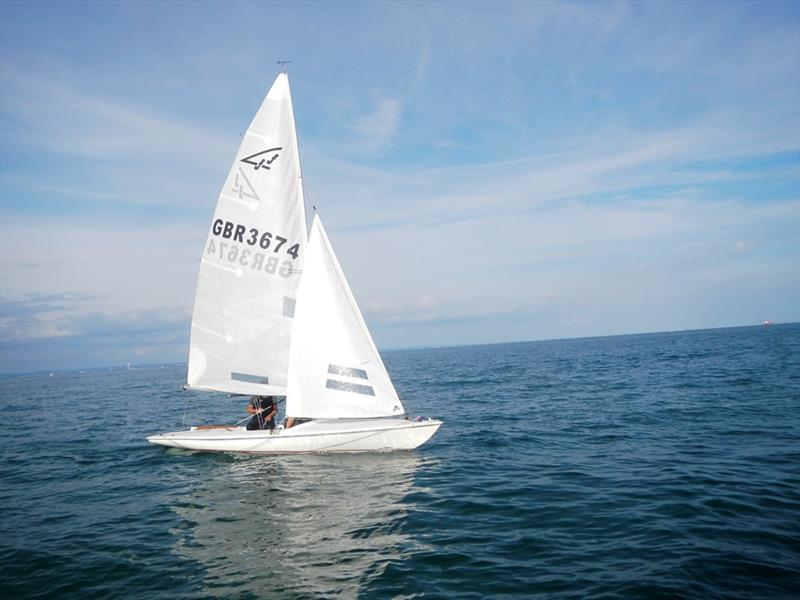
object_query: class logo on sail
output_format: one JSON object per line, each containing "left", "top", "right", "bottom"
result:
{"left": 231, "top": 168, "right": 260, "bottom": 202}
{"left": 241, "top": 147, "right": 283, "bottom": 171}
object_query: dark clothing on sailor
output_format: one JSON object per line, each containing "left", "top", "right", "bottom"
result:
{"left": 246, "top": 396, "right": 276, "bottom": 430}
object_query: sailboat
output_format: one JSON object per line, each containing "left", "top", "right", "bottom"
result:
{"left": 147, "top": 73, "right": 441, "bottom": 453}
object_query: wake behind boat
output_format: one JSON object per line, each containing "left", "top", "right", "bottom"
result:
{"left": 147, "top": 72, "right": 441, "bottom": 454}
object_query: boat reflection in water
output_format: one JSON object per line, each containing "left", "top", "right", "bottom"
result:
{"left": 171, "top": 453, "right": 429, "bottom": 597}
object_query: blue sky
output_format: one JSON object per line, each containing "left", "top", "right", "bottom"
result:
{"left": 1, "top": 0, "right": 798, "bottom": 373}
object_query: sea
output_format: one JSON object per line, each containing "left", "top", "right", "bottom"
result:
{"left": 1, "top": 324, "right": 798, "bottom": 599}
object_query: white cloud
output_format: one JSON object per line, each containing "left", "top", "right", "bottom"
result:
{"left": 3, "top": 68, "right": 229, "bottom": 159}
{"left": 351, "top": 97, "right": 402, "bottom": 155}
{"left": 0, "top": 64, "right": 237, "bottom": 208}
{"left": 1, "top": 299, "right": 187, "bottom": 342}
{"left": 308, "top": 115, "right": 797, "bottom": 240}
{"left": 0, "top": 216, "right": 203, "bottom": 314}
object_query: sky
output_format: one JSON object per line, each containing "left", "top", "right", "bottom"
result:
{"left": 1, "top": 0, "right": 798, "bottom": 373}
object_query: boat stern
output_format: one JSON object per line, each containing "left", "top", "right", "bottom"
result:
{"left": 404, "top": 417, "right": 442, "bottom": 449}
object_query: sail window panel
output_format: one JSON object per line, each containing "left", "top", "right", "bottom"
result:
{"left": 231, "top": 372, "right": 270, "bottom": 385}
{"left": 325, "top": 379, "right": 375, "bottom": 396}
{"left": 327, "top": 364, "right": 368, "bottom": 380}
{"left": 282, "top": 296, "right": 296, "bottom": 318}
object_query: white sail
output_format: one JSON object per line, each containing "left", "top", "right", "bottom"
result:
{"left": 286, "top": 215, "right": 404, "bottom": 419}
{"left": 187, "top": 73, "right": 307, "bottom": 396}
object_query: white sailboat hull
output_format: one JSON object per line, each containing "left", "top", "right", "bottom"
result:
{"left": 146, "top": 418, "right": 441, "bottom": 454}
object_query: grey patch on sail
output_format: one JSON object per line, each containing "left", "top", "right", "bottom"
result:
{"left": 282, "top": 296, "right": 296, "bottom": 318}
{"left": 231, "top": 372, "right": 270, "bottom": 384}
{"left": 326, "top": 379, "right": 375, "bottom": 396}
{"left": 328, "top": 364, "right": 368, "bottom": 379}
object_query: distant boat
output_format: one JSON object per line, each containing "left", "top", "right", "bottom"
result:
{"left": 147, "top": 73, "right": 441, "bottom": 454}
{"left": 762, "top": 320, "right": 774, "bottom": 326}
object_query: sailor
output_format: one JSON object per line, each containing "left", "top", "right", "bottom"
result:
{"left": 246, "top": 396, "right": 277, "bottom": 430}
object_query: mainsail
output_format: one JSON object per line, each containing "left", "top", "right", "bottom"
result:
{"left": 187, "top": 73, "right": 307, "bottom": 396}
{"left": 286, "top": 215, "right": 405, "bottom": 419}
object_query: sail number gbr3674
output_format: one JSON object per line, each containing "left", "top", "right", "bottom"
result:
{"left": 206, "top": 218, "right": 301, "bottom": 278}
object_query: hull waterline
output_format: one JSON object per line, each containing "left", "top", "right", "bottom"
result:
{"left": 147, "top": 418, "right": 441, "bottom": 454}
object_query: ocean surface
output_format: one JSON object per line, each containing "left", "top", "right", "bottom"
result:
{"left": 1, "top": 324, "right": 799, "bottom": 599}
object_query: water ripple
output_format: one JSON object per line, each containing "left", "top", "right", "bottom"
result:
{"left": 1, "top": 324, "right": 799, "bottom": 598}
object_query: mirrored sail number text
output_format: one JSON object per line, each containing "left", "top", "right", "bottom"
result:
{"left": 207, "top": 219, "right": 301, "bottom": 279}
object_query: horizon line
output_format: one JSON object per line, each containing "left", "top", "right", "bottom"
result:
{"left": 1, "top": 321, "right": 796, "bottom": 378}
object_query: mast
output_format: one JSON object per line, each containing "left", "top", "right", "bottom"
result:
{"left": 279, "top": 63, "right": 309, "bottom": 243}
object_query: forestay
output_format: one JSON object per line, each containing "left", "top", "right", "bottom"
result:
{"left": 187, "top": 74, "right": 307, "bottom": 396}
{"left": 286, "top": 215, "right": 405, "bottom": 419}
